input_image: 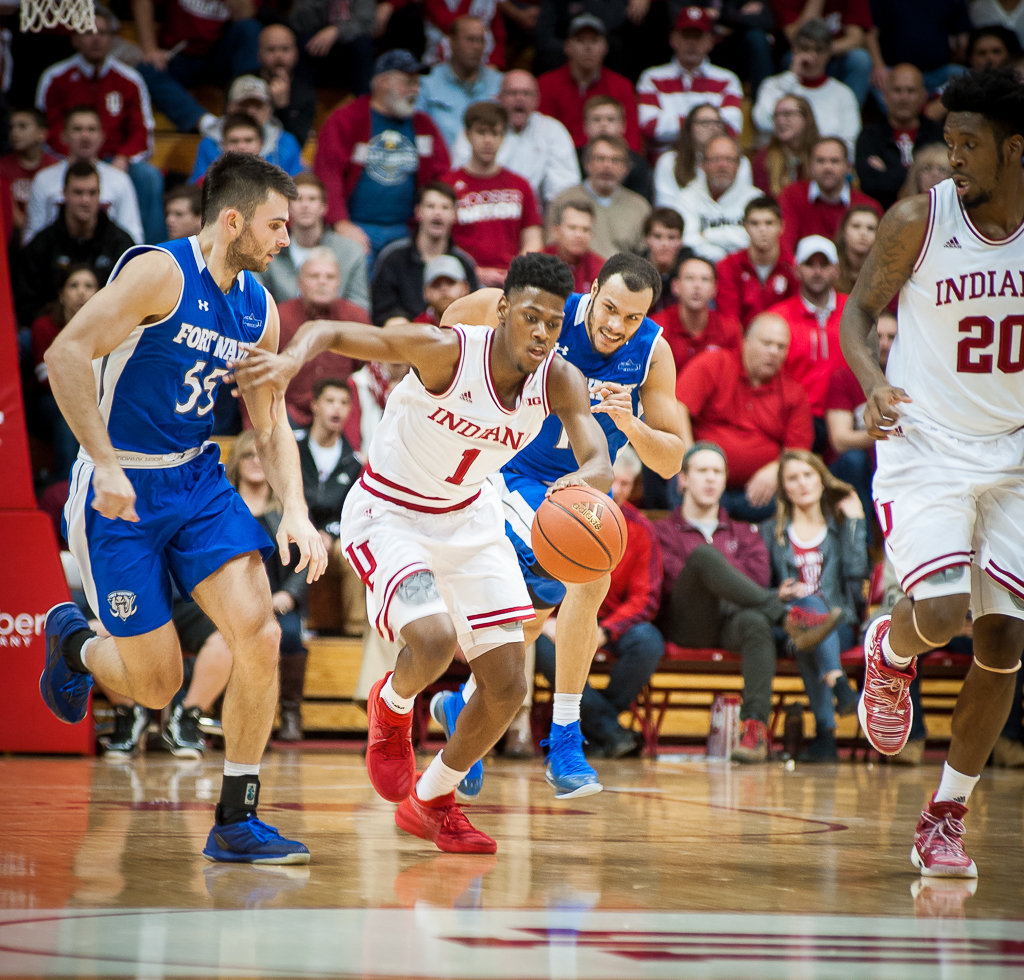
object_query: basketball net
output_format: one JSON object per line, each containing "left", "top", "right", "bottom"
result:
{"left": 20, "top": 0, "right": 95, "bottom": 34}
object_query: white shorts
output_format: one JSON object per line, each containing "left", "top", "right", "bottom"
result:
{"left": 339, "top": 481, "right": 533, "bottom": 657}
{"left": 873, "top": 420, "right": 1024, "bottom": 620}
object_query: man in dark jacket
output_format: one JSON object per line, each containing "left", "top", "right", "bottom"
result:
{"left": 854, "top": 64, "right": 944, "bottom": 211}
{"left": 296, "top": 379, "right": 365, "bottom": 637}
{"left": 655, "top": 442, "right": 840, "bottom": 762}
{"left": 15, "top": 160, "right": 133, "bottom": 325}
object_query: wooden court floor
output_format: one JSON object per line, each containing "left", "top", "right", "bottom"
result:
{"left": 2, "top": 750, "right": 1023, "bottom": 979}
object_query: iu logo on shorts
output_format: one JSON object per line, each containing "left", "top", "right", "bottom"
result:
{"left": 875, "top": 501, "right": 894, "bottom": 539}
{"left": 107, "top": 590, "right": 138, "bottom": 621}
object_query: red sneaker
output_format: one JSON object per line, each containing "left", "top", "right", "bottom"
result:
{"left": 911, "top": 796, "right": 978, "bottom": 878}
{"left": 857, "top": 616, "right": 916, "bottom": 755}
{"left": 395, "top": 778, "right": 497, "bottom": 854}
{"left": 730, "top": 718, "right": 768, "bottom": 763}
{"left": 366, "top": 672, "right": 415, "bottom": 803}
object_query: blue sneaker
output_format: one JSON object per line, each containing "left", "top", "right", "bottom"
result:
{"left": 41, "top": 602, "right": 94, "bottom": 724}
{"left": 542, "top": 721, "right": 603, "bottom": 799}
{"left": 203, "top": 815, "right": 310, "bottom": 864}
{"left": 429, "top": 686, "right": 484, "bottom": 801}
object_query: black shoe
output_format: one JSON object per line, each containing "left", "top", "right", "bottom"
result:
{"left": 600, "top": 725, "right": 641, "bottom": 759}
{"left": 103, "top": 704, "right": 149, "bottom": 758}
{"left": 162, "top": 704, "right": 205, "bottom": 759}
{"left": 833, "top": 674, "right": 858, "bottom": 716}
{"left": 798, "top": 729, "right": 838, "bottom": 762}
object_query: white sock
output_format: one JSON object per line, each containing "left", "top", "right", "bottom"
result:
{"left": 80, "top": 636, "right": 99, "bottom": 671}
{"left": 934, "top": 762, "right": 980, "bottom": 805}
{"left": 416, "top": 750, "right": 469, "bottom": 801}
{"left": 552, "top": 693, "right": 581, "bottom": 727}
{"left": 224, "top": 761, "right": 260, "bottom": 777}
{"left": 882, "top": 630, "right": 914, "bottom": 670}
{"left": 462, "top": 674, "right": 477, "bottom": 701}
{"left": 380, "top": 674, "right": 415, "bottom": 714}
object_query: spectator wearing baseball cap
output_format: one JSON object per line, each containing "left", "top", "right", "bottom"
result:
{"left": 534, "top": 3, "right": 633, "bottom": 76}
{"left": 313, "top": 50, "right": 450, "bottom": 263}
{"left": 189, "top": 75, "right": 305, "bottom": 183}
{"left": 537, "top": 15, "right": 642, "bottom": 153}
{"left": 636, "top": 6, "right": 744, "bottom": 158}
{"left": 768, "top": 235, "right": 848, "bottom": 448}
{"left": 414, "top": 255, "right": 471, "bottom": 325}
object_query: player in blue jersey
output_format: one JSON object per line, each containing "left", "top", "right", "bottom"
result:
{"left": 40, "top": 152, "right": 328, "bottom": 864}
{"left": 435, "top": 253, "right": 688, "bottom": 798}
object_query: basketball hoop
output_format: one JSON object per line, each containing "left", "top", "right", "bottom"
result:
{"left": 20, "top": 0, "right": 95, "bottom": 34}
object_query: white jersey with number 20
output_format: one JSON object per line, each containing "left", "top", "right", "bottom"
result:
{"left": 890, "top": 176, "right": 1024, "bottom": 438}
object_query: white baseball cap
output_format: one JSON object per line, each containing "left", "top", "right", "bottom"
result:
{"left": 794, "top": 235, "right": 838, "bottom": 265}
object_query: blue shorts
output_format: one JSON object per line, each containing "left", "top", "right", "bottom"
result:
{"left": 491, "top": 469, "right": 568, "bottom": 610}
{"left": 63, "top": 444, "right": 274, "bottom": 637}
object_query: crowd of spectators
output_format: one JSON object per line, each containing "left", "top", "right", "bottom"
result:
{"left": 9, "top": 0, "right": 1024, "bottom": 763}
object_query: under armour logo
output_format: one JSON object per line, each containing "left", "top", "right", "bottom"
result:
{"left": 460, "top": 390, "right": 473, "bottom": 403}
{"left": 943, "top": 237, "right": 961, "bottom": 249}
{"left": 198, "top": 299, "right": 210, "bottom": 311}
{"left": 555, "top": 343, "right": 569, "bottom": 356}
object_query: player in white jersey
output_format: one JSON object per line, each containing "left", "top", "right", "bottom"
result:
{"left": 840, "top": 68, "right": 1024, "bottom": 879}
{"left": 232, "top": 254, "right": 613, "bottom": 853}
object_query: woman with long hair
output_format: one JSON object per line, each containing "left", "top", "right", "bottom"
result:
{"left": 897, "top": 142, "right": 953, "bottom": 200}
{"left": 834, "top": 204, "right": 879, "bottom": 295}
{"left": 31, "top": 264, "right": 99, "bottom": 483}
{"left": 761, "top": 449, "right": 868, "bottom": 761}
{"left": 751, "top": 95, "right": 819, "bottom": 198}
{"left": 653, "top": 103, "right": 753, "bottom": 206}
{"left": 225, "top": 430, "right": 311, "bottom": 742}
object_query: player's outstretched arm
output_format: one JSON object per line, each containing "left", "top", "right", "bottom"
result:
{"left": 44, "top": 250, "right": 183, "bottom": 522}
{"left": 231, "top": 318, "right": 461, "bottom": 397}
{"left": 439, "top": 288, "right": 503, "bottom": 328}
{"left": 593, "top": 336, "right": 688, "bottom": 478}
{"left": 839, "top": 195, "right": 927, "bottom": 440}
{"left": 240, "top": 299, "right": 328, "bottom": 584}
{"left": 547, "top": 357, "right": 614, "bottom": 493}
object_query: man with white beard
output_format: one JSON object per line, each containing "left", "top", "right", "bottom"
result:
{"left": 314, "top": 50, "right": 451, "bottom": 262}
{"left": 450, "top": 70, "right": 580, "bottom": 207}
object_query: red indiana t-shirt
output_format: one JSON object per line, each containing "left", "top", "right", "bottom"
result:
{"left": 652, "top": 306, "right": 743, "bottom": 376}
{"left": 444, "top": 167, "right": 541, "bottom": 271}
{"left": 0, "top": 150, "right": 59, "bottom": 228}
{"left": 788, "top": 525, "right": 826, "bottom": 593}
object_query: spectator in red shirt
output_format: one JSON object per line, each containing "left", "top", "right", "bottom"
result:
{"left": 768, "top": 234, "right": 848, "bottom": 449}
{"left": 654, "top": 254, "right": 742, "bottom": 376}
{"left": 31, "top": 263, "right": 99, "bottom": 483}
{"left": 444, "top": 101, "right": 542, "bottom": 286}
{"left": 825, "top": 309, "right": 896, "bottom": 517}
{"left": 37, "top": 9, "right": 165, "bottom": 243}
{"left": 535, "top": 447, "right": 664, "bottom": 758}
{"left": 773, "top": 0, "right": 874, "bottom": 105}
{"left": 655, "top": 441, "right": 843, "bottom": 762}
{"left": 644, "top": 206, "right": 689, "bottom": 313}
{"left": 542, "top": 198, "right": 604, "bottom": 294}
{"left": 537, "top": 14, "right": 641, "bottom": 153}
{"left": 415, "top": 255, "right": 472, "bottom": 326}
{"left": 778, "top": 136, "right": 882, "bottom": 255}
{"left": 676, "top": 311, "right": 814, "bottom": 521}
{"left": 716, "top": 197, "right": 800, "bottom": 329}
{"left": 314, "top": 50, "right": 449, "bottom": 262}
{"left": 0, "top": 109, "right": 58, "bottom": 237}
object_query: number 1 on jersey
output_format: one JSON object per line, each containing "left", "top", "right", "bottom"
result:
{"left": 445, "top": 448, "right": 481, "bottom": 485}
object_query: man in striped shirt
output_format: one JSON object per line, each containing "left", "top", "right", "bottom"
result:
{"left": 636, "top": 6, "right": 743, "bottom": 158}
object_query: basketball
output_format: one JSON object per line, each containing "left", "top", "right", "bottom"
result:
{"left": 531, "top": 486, "right": 627, "bottom": 584}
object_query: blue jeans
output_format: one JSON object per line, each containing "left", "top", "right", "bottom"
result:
{"left": 535, "top": 622, "right": 664, "bottom": 741}
{"left": 126, "top": 160, "right": 166, "bottom": 244}
{"left": 136, "top": 19, "right": 262, "bottom": 132}
{"left": 36, "top": 391, "right": 79, "bottom": 483}
{"left": 357, "top": 221, "right": 413, "bottom": 269}
{"left": 720, "top": 487, "right": 776, "bottom": 524}
{"left": 829, "top": 449, "right": 872, "bottom": 526}
{"left": 790, "top": 595, "right": 854, "bottom": 733}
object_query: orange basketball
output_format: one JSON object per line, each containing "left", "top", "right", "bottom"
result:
{"left": 531, "top": 486, "right": 628, "bottom": 584}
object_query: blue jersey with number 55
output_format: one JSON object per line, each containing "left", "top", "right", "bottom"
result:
{"left": 98, "top": 236, "right": 269, "bottom": 456}
{"left": 502, "top": 291, "right": 662, "bottom": 483}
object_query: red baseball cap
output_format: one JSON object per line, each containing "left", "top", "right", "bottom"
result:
{"left": 673, "top": 5, "right": 714, "bottom": 33}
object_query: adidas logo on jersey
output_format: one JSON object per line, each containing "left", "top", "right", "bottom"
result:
{"left": 943, "top": 237, "right": 962, "bottom": 249}
{"left": 460, "top": 391, "right": 473, "bottom": 403}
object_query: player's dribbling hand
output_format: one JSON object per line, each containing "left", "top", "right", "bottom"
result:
{"left": 591, "top": 382, "right": 636, "bottom": 433}
{"left": 228, "top": 346, "right": 299, "bottom": 397}
{"left": 865, "top": 383, "right": 912, "bottom": 440}
{"left": 546, "top": 474, "right": 590, "bottom": 496}
{"left": 91, "top": 465, "right": 139, "bottom": 522}
{"left": 277, "top": 510, "right": 329, "bottom": 584}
